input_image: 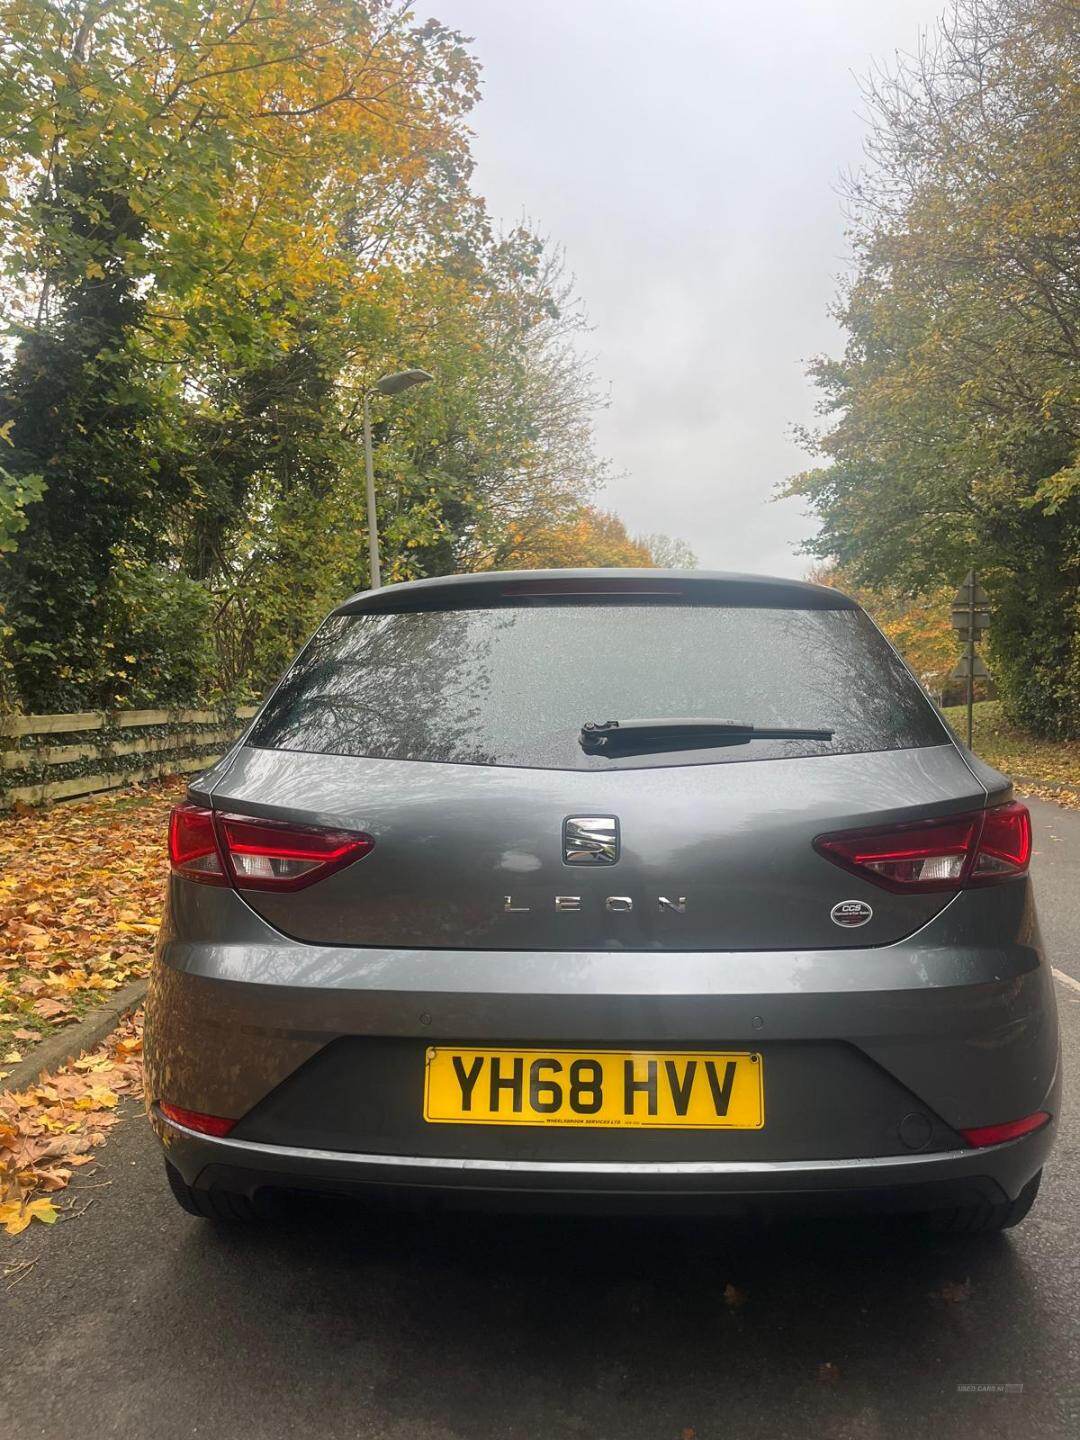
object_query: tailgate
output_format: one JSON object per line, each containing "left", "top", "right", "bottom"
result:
{"left": 209, "top": 742, "right": 984, "bottom": 950}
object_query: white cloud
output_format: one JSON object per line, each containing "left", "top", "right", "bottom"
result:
{"left": 438, "top": 0, "right": 947, "bottom": 575}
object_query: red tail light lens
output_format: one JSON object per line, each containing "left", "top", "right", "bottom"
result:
{"left": 168, "top": 803, "right": 227, "bottom": 885}
{"left": 971, "top": 802, "right": 1032, "bottom": 878}
{"left": 168, "top": 806, "right": 373, "bottom": 891}
{"left": 814, "top": 802, "right": 1031, "bottom": 894}
{"left": 215, "top": 812, "right": 373, "bottom": 891}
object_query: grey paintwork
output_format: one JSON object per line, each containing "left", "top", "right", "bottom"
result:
{"left": 143, "top": 569, "right": 1060, "bottom": 1212}
{"left": 146, "top": 877, "right": 1058, "bottom": 1129}
{"left": 208, "top": 742, "right": 992, "bottom": 952}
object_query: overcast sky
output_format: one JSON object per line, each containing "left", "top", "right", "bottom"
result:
{"left": 435, "top": 0, "right": 947, "bottom": 576}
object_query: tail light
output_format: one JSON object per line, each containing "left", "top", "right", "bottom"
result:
{"left": 215, "top": 812, "right": 374, "bottom": 891}
{"left": 814, "top": 801, "right": 1031, "bottom": 894}
{"left": 168, "top": 804, "right": 226, "bottom": 885}
{"left": 168, "top": 803, "right": 373, "bottom": 892}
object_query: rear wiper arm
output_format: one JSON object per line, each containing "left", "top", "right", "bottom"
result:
{"left": 579, "top": 718, "right": 834, "bottom": 756}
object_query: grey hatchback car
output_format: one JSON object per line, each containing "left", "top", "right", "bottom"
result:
{"left": 145, "top": 569, "right": 1059, "bottom": 1233}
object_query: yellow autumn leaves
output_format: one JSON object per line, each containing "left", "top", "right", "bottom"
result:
{"left": 1, "top": 785, "right": 161, "bottom": 1235}
{"left": 1, "top": 1013, "right": 142, "bottom": 1236}
{"left": 0, "top": 781, "right": 177, "bottom": 1060}
{"left": 0, "top": 1195, "right": 58, "bottom": 1235}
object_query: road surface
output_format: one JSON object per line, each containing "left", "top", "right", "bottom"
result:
{"left": 2, "top": 798, "right": 1078, "bottom": 1440}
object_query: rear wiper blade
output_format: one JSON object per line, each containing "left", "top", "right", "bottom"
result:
{"left": 579, "top": 718, "right": 834, "bottom": 756}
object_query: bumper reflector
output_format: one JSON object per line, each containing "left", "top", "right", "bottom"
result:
{"left": 960, "top": 1111, "right": 1050, "bottom": 1148}
{"left": 160, "top": 1102, "right": 236, "bottom": 1138}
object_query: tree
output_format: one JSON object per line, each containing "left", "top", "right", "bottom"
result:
{"left": 0, "top": 2, "right": 621, "bottom": 711}
{"left": 0, "top": 159, "right": 181, "bottom": 710}
{"left": 499, "top": 506, "right": 654, "bottom": 569}
{"left": 0, "top": 434, "right": 41, "bottom": 556}
{"left": 0, "top": 0, "right": 486, "bottom": 707}
{"left": 808, "top": 565, "right": 956, "bottom": 694}
{"left": 635, "top": 532, "right": 698, "bottom": 570}
{"left": 348, "top": 233, "right": 613, "bottom": 583}
{"left": 785, "top": 0, "right": 1080, "bottom": 736}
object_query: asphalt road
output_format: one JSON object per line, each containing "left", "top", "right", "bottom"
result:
{"left": 3, "top": 797, "right": 1079, "bottom": 1440}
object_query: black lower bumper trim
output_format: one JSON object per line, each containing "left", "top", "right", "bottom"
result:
{"left": 193, "top": 1159, "right": 1008, "bottom": 1219}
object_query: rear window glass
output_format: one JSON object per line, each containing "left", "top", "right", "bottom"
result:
{"left": 247, "top": 604, "right": 947, "bottom": 770}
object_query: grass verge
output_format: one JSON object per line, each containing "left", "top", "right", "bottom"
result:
{"left": 941, "top": 700, "right": 1080, "bottom": 801}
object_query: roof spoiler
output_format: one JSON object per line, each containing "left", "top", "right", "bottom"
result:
{"left": 334, "top": 569, "right": 857, "bottom": 615}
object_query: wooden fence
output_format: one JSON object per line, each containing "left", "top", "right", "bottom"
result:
{"left": 0, "top": 704, "right": 260, "bottom": 808}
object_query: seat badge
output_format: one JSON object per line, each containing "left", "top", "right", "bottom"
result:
{"left": 564, "top": 816, "right": 619, "bottom": 865}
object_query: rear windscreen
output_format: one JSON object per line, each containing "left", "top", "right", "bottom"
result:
{"left": 247, "top": 603, "right": 948, "bottom": 770}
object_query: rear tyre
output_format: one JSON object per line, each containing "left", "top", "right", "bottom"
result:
{"left": 165, "top": 1160, "right": 259, "bottom": 1223}
{"left": 922, "top": 1169, "right": 1042, "bottom": 1236}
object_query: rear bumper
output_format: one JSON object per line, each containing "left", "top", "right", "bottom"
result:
{"left": 145, "top": 878, "right": 1062, "bottom": 1213}
{"left": 153, "top": 1105, "right": 1056, "bottom": 1215}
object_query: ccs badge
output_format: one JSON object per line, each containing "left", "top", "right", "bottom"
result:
{"left": 830, "top": 899, "right": 873, "bottom": 928}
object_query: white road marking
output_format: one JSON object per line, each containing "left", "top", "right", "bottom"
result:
{"left": 1053, "top": 967, "right": 1080, "bottom": 997}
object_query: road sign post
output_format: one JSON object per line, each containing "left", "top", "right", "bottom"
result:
{"left": 967, "top": 600, "right": 975, "bottom": 751}
{"left": 950, "top": 571, "right": 990, "bottom": 749}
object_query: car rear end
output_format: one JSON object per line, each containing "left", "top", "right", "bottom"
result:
{"left": 145, "top": 570, "right": 1059, "bottom": 1226}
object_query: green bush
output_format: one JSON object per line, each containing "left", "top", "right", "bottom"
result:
{"left": 98, "top": 564, "right": 215, "bottom": 709}
{"left": 986, "top": 502, "right": 1080, "bottom": 740}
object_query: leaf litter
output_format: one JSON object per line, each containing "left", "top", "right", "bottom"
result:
{"left": 0, "top": 779, "right": 181, "bottom": 1054}
{"left": 0, "top": 1010, "right": 143, "bottom": 1236}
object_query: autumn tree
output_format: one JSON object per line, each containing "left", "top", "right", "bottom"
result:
{"left": 808, "top": 565, "right": 956, "bottom": 694}
{"left": 499, "top": 506, "right": 654, "bottom": 570}
{"left": 492, "top": 505, "right": 698, "bottom": 571}
{"left": 0, "top": 0, "right": 482, "bottom": 705}
{"left": 0, "top": 1, "right": 621, "bottom": 711}
{"left": 786, "top": 0, "right": 1080, "bottom": 736}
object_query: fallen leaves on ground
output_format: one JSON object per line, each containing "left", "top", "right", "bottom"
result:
{"left": 0, "top": 1010, "right": 143, "bottom": 1236}
{"left": 1016, "top": 780, "right": 1080, "bottom": 811}
{"left": 1, "top": 1197, "right": 58, "bottom": 1236}
{"left": 0, "top": 780, "right": 181, "bottom": 1053}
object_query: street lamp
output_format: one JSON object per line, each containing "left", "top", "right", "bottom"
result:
{"left": 362, "top": 368, "right": 433, "bottom": 589}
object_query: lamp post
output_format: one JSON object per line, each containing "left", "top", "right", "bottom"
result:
{"left": 362, "top": 368, "right": 433, "bottom": 589}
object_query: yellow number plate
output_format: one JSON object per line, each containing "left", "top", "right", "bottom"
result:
{"left": 423, "top": 1047, "right": 764, "bottom": 1129}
